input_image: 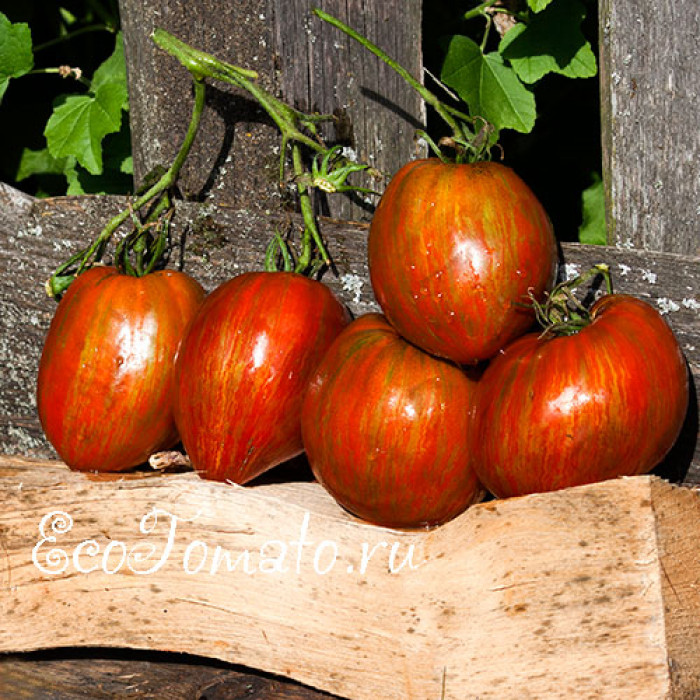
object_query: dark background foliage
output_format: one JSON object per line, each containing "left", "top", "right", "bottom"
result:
{"left": 1, "top": 0, "right": 601, "bottom": 242}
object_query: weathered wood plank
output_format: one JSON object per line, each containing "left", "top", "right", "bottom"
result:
{"left": 599, "top": 0, "right": 700, "bottom": 256}
{"left": 1, "top": 185, "right": 698, "bottom": 481}
{"left": 0, "top": 649, "right": 338, "bottom": 699}
{"left": 269, "top": 0, "right": 425, "bottom": 221}
{"left": 1, "top": 456, "right": 700, "bottom": 699}
{"left": 118, "top": 0, "right": 424, "bottom": 222}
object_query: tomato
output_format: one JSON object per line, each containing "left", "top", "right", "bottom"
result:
{"left": 473, "top": 294, "right": 689, "bottom": 498}
{"left": 368, "top": 159, "right": 557, "bottom": 364}
{"left": 37, "top": 266, "right": 205, "bottom": 471}
{"left": 301, "top": 313, "right": 483, "bottom": 528}
{"left": 174, "top": 271, "right": 350, "bottom": 484}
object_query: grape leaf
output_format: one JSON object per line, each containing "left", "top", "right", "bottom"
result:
{"left": 0, "top": 13, "right": 34, "bottom": 102}
{"left": 527, "top": 0, "right": 555, "bottom": 12}
{"left": 441, "top": 35, "right": 536, "bottom": 134}
{"left": 500, "top": 0, "right": 597, "bottom": 84}
{"left": 578, "top": 172, "right": 607, "bottom": 245}
{"left": 45, "top": 32, "right": 128, "bottom": 175}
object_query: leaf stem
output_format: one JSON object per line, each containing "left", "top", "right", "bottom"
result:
{"left": 28, "top": 66, "right": 91, "bottom": 88}
{"left": 34, "top": 24, "right": 116, "bottom": 53}
{"left": 313, "top": 8, "right": 468, "bottom": 144}
{"left": 463, "top": 0, "right": 501, "bottom": 22}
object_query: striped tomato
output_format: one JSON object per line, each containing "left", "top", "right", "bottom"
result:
{"left": 369, "top": 159, "right": 557, "bottom": 364}
{"left": 174, "top": 271, "right": 350, "bottom": 484}
{"left": 301, "top": 313, "right": 483, "bottom": 528}
{"left": 37, "top": 266, "right": 205, "bottom": 471}
{"left": 474, "top": 294, "right": 689, "bottom": 498}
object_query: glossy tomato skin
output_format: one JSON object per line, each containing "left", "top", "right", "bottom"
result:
{"left": 301, "top": 313, "right": 483, "bottom": 528}
{"left": 174, "top": 271, "right": 350, "bottom": 484}
{"left": 474, "top": 294, "right": 689, "bottom": 498}
{"left": 369, "top": 159, "right": 557, "bottom": 364}
{"left": 37, "top": 266, "right": 206, "bottom": 472}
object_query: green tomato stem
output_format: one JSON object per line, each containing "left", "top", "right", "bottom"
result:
{"left": 463, "top": 0, "right": 501, "bottom": 22}
{"left": 151, "top": 28, "right": 328, "bottom": 167}
{"left": 532, "top": 264, "right": 614, "bottom": 338}
{"left": 291, "top": 143, "right": 330, "bottom": 272}
{"left": 46, "top": 77, "right": 207, "bottom": 297}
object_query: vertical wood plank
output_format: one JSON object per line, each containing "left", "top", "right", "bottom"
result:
{"left": 118, "top": 0, "right": 424, "bottom": 223}
{"left": 269, "top": 0, "right": 425, "bottom": 221}
{"left": 119, "top": 0, "right": 281, "bottom": 213}
{"left": 599, "top": 0, "right": 700, "bottom": 256}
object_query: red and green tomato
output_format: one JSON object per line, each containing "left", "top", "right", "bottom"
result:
{"left": 37, "top": 266, "right": 205, "bottom": 471}
{"left": 369, "top": 159, "right": 557, "bottom": 364}
{"left": 174, "top": 271, "right": 350, "bottom": 484}
{"left": 301, "top": 313, "right": 483, "bottom": 528}
{"left": 473, "top": 294, "right": 689, "bottom": 498}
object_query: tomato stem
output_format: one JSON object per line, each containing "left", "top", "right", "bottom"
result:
{"left": 46, "top": 78, "right": 207, "bottom": 297}
{"left": 151, "top": 27, "right": 372, "bottom": 275}
{"left": 531, "top": 264, "right": 613, "bottom": 338}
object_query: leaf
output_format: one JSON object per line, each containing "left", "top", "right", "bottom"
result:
{"left": 527, "top": 0, "right": 555, "bottom": 12}
{"left": 578, "top": 172, "right": 607, "bottom": 245}
{"left": 0, "top": 13, "right": 34, "bottom": 102}
{"left": 45, "top": 32, "right": 128, "bottom": 175}
{"left": 15, "top": 147, "right": 68, "bottom": 181}
{"left": 500, "top": 0, "right": 597, "bottom": 84}
{"left": 441, "top": 35, "right": 536, "bottom": 134}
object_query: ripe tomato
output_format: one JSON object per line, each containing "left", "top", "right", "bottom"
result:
{"left": 37, "top": 266, "right": 205, "bottom": 471}
{"left": 174, "top": 271, "right": 350, "bottom": 484}
{"left": 474, "top": 294, "right": 689, "bottom": 498}
{"left": 301, "top": 313, "right": 483, "bottom": 528}
{"left": 369, "top": 159, "right": 557, "bottom": 364}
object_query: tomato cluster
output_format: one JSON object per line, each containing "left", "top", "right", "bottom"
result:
{"left": 37, "top": 158, "right": 689, "bottom": 530}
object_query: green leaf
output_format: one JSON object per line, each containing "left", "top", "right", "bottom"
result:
{"left": 15, "top": 147, "right": 68, "bottom": 181}
{"left": 500, "top": 0, "right": 597, "bottom": 84}
{"left": 527, "top": 0, "right": 555, "bottom": 12}
{"left": 578, "top": 172, "right": 607, "bottom": 245}
{"left": 45, "top": 32, "right": 128, "bottom": 175}
{"left": 91, "top": 33, "right": 130, "bottom": 112}
{"left": 441, "top": 35, "right": 536, "bottom": 134}
{"left": 120, "top": 155, "right": 133, "bottom": 175}
{"left": 0, "top": 13, "right": 34, "bottom": 102}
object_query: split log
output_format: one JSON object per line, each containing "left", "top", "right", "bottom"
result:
{"left": 1, "top": 455, "right": 699, "bottom": 699}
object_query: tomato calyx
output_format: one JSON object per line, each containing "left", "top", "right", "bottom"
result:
{"left": 530, "top": 264, "right": 613, "bottom": 338}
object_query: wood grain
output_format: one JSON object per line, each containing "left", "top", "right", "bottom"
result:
{"left": 599, "top": 0, "right": 700, "bottom": 256}
{"left": 2, "top": 456, "right": 700, "bottom": 699}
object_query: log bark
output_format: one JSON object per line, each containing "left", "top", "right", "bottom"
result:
{"left": 1, "top": 456, "right": 700, "bottom": 699}
{"left": 599, "top": 0, "right": 700, "bottom": 256}
{"left": 1, "top": 185, "right": 698, "bottom": 483}
{"left": 118, "top": 0, "right": 424, "bottom": 222}
{"left": 0, "top": 649, "right": 337, "bottom": 699}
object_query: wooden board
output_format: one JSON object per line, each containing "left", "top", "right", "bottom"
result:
{"left": 1, "top": 455, "right": 700, "bottom": 699}
{"left": 599, "top": 0, "right": 700, "bottom": 256}
{"left": 1, "top": 183, "right": 698, "bottom": 482}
